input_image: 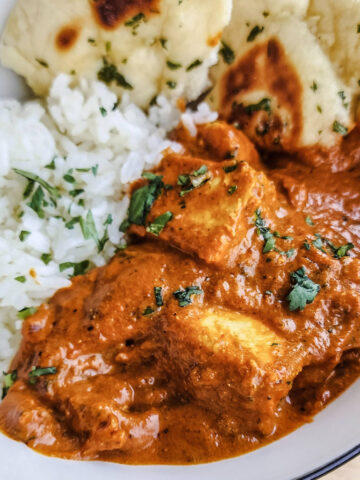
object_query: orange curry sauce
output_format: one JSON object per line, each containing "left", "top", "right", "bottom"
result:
{"left": 0, "top": 120, "right": 360, "bottom": 464}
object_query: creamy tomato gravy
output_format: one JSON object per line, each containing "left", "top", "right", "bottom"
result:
{"left": 0, "top": 122, "right": 359, "bottom": 464}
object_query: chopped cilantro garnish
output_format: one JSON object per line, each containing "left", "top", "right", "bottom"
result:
{"left": 255, "top": 209, "right": 275, "bottom": 253}
{"left": 228, "top": 185, "right": 237, "bottom": 195}
{"left": 327, "top": 241, "right": 354, "bottom": 259}
{"left": 41, "top": 253, "right": 52, "bottom": 265}
{"left": 166, "top": 80, "right": 177, "bottom": 89}
{"left": 244, "top": 98, "right": 271, "bottom": 115}
{"left": 247, "top": 25, "right": 264, "bottom": 42}
{"left": 186, "top": 59, "right": 203, "bottom": 71}
{"left": 310, "top": 81, "right": 318, "bottom": 92}
{"left": 35, "top": 58, "right": 49, "bottom": 68}
{"left": 192, "top": 165, "right": 208, "bottom": 177}
{"left": 254, "top": 210, "right": 295, "bottom": 256}
{"left": 119, "top": 218, "right": 130, "bottom": 233}
{"left": 338, "top": 91, "right": 349, "bottom": 109}
{"left": 69, "top": 189, "right": 84, "bottom": 198}
{"left": 98, "top": 58, "right": 133, "bottom": 90}
{"left": 15, "top": 276, "right": 26, "bottom": 283}
{"left": 59, "top": 260, "right": 90, "bottom": 277}
{"left": 45, "top": 158, "right": 56, "bottom": 170}
{"left": 303, "top": 241, "right": 311, "bottom": 251}
{"left": 99, "top": 107, "right": 107, "bottom": 117}
{"left": 127, "top": 173, "right": 164, "bottom": 226}
{"left": 63, "top": 173, "right": 76, "bottom": 184}
{"left": 13, "top": 169, "right": 61, "bottom": 200}
{"left": 19, "top": 230, "right": 30, "bottom": 242}
{"left": 166, "top": 60, "right": 182, "bottom": 70}
{"left": 312, "top": 236, "right": 327, "bottom": 253}
{"left": 2, "top": 370, "right": 17, "bottom": 399}
{"left": 79, "top": 210, "right": 108, "bottom": 253}
{"left": 154, "top": 287, "right": 163, "bottom": 307}
{"left": 17, "top": 307, "right": 37, "bottom": 319}
{"left": 146, "top": 211, "right": 173, "bottom": 236}
{"left": 125, "top": 12, "right": 145, "bottom": 29}
{"left": 65, "top": 217, "right": 80, "bottom": 230}
{"left": 305, "top": 215, "right": 315, "bottom": 226}
{"left": 142, "top": 306, "right": 155, "bottom": 316}
{"left": 104, "top": 214, "right": 113, "bottom": 225}
{"left": 177, "top": 165, "right": 210, "bottom": 196}
{"left": 27, "top": 186, "right": 45, "bottom": 218}
{"left": 223, "top": 162, "right": 238, "bottom": 173}
{"left": 173, "top": 286, "right": 203, "bottom": 307}
{"left": 219, "top": 41, "right": 235, "bottom": 64}
{"left": 333, "top": 120, "right": 348, "bottom": 136}
{"left": 287, "top": 267, "right": 320, "bottom": 311}
{"left": 28, "top": 366, "right": 57, "bottom": 385}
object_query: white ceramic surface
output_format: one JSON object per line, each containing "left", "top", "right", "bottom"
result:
{"left": 0, "top": 2, "right": 359, "bottom": 479}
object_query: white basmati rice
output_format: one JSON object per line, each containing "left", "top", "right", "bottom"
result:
{"left": 0, "top": 74, "right": 217, "bottom": 377}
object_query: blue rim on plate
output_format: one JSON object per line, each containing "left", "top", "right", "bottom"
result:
{"left": 295, "top": 445, "right": 360, "bottom": 480}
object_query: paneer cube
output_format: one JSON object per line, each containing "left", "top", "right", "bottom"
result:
{"left": 129, "top": 154, "right": 274, "bottom": 267}
{"left": 161, "top": 305, "right": 305, "bottom": 435}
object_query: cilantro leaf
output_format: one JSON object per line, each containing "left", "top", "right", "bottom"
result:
{"left": 244, "top": 98, "right": 271, "bottom": 115}
{"left": 146, "top": 211, "right": 173, "bottom": 236}
{"left": 2, "top": 370, "right": 17, "bottom": 399}
{"left": 254, "top": 209, "right": 275, "bottom": 253}
{"left": 17, "top": 307, "right": 37, "bottom": 319}
{"left": 97, "top": 58, "right": 133, "bottom": 90}
{"left": 223, "top": 162, "right": 238, "bottom": 173}
{"left": 287, "top": 267, "right": 320, "bottom": 311}
{"left": 59, "top": 260, "right": 90, "bottom": 277}
{"left": 127, "top": 173, "right": 164, "bottom": 226}
{"left": 27, "top": 186, "right": 45, "bottom": 218}
{"left": 326, "top": 240, "right": 354, "bottom": 259}
{"left": 247, "top": 25, "right": 264, "bottom": 42}
{"left": 219, "top": 41, "right": 235, "bottom": 64}
{"left": 28, "top": 366, "right": 57, "bottom": 385}
{"left": 142, "top": 306, "right": 155, "bottom": 316}
{"left": 19, "top": 230, "right": 30, "bottom": 242}
{"left": 305, "top": 215, "right": 315, "bottom": 226}
{"left": 166, "top": 60, "right": 182, "bottom": 70}
{"left": 13, "top": 168, "right": 61, "bottom": 200}
{"left": 154, "top": 287, "right": 163, "bottom": 307}
{"left": 186, "top": 59, "right": 203, "bottom": 71}
{"left": 333, "top": 120, "right": 348, "bottom": 136}
{"left": 173, "top": 286, "right": 203, "bottom": 307}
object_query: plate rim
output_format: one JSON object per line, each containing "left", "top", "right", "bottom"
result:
{"left": 295, "top": 444, "right": 360, "bottom": 480}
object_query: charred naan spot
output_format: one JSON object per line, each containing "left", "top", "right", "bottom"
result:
{"left": 91, "top": 0, "right": 159, "bottom": 30}
{"left": 220, "top": 38, "right": 303, "bottom": 151}
{"left": 55, "top": 26, "right": 80, "bottom": 51}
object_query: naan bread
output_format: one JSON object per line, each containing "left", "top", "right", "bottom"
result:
{"left": 209, "top": 0, "right": 352, "bottom": 151}
{"left": 0, "top": 0, "right": 232, "bottom": 108}
{"left": 307, "top": 0, "right": 360, "bottom": 93}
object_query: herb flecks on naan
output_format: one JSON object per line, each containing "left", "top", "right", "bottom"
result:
{"left": 209, "top": 0, "right": 353, "bottom": 151}
{"left": 0, "top": 0, "right": 232, "bottom": 108}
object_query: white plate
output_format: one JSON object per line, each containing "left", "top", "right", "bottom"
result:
{"left": 0, "top": 2, "right": 359, "bottom": 479}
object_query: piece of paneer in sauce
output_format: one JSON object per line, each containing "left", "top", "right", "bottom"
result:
{"left": 129, "top": 122, "right": 277, "bottom": 267}
{"left": 161, "top": 304, "right": 305, "bottom": 435}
